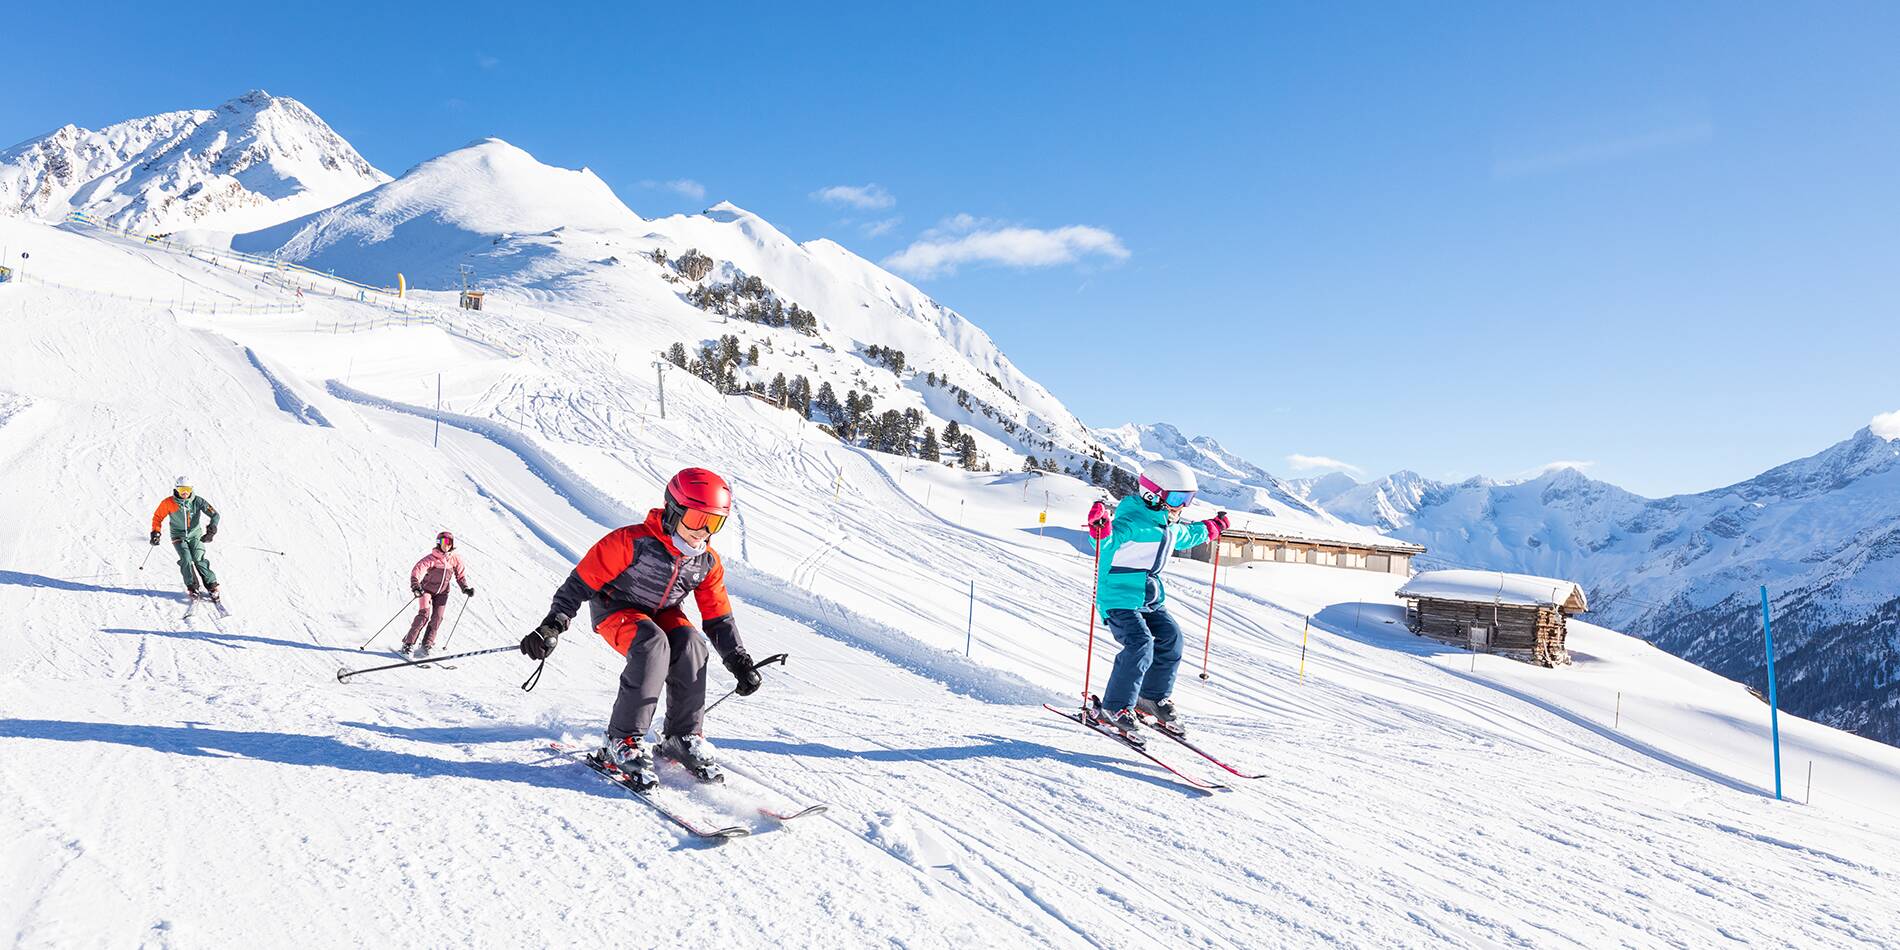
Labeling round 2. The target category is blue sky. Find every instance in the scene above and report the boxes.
[7,2,1898,496]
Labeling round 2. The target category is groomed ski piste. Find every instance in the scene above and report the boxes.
[4,214,1900,949]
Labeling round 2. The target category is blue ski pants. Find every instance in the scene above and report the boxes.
[1102,605,1184,712]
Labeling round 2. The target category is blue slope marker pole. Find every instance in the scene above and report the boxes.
[1761,585,1783,801]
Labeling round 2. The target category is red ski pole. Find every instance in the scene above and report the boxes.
[1082,536,1101,706]
[1199,531,1221,681]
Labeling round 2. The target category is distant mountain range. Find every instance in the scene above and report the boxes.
[1280,430,1900,745]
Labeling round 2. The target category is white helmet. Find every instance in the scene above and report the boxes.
[1138,460,1198,510]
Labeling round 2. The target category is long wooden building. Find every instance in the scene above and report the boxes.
[1181,523,1426,576]
[1396,570,1588,667]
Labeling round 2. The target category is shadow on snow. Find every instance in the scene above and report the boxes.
[0,718,616,798]
[0,569,184,601]
[100,627,364,655]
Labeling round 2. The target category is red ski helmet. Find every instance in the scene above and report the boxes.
[663,468,732,535]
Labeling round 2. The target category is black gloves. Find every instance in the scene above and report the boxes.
[725,651,762,696]
[461,586,476,598]
[202,526,217,543]
[521,612,566,660]
[411,584,423,596]
[149,530,161,546]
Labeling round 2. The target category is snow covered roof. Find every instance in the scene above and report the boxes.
[1208,510,1421,552]
[1397,570,1589,612]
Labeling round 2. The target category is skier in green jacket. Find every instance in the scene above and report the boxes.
[150,476,222,604]
[1086,460,1227,741]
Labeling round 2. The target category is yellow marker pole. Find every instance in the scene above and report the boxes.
[1298,616,1310,681]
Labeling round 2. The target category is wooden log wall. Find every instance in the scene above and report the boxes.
[1409,598,1570,667]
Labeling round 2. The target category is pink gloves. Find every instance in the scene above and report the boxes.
[1202,511,1230,540]
[1086,500,1114,540]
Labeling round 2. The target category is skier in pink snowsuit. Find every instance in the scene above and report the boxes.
[402,531,474,658]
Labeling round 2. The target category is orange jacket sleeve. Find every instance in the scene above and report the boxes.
[151,497,179,533]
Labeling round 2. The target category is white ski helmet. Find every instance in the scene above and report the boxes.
[1137,460,1198,510]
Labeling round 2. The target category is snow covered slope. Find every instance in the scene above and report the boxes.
[6,215,1900,947]
[1325,445,1900,747]
[235,138,1106,475]
[0,91,386,234]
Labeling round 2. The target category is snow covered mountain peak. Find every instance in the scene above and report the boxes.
[0,90,386,234]
[233,137,642,287]
[1090,422,1381,537]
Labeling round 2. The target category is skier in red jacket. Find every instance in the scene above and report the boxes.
[520,468,762,789]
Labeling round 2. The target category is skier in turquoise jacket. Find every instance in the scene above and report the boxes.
[1086,460,1228,740]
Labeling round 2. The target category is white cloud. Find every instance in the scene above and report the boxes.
[477,53,500,70]
[934,212,993,235]
[1530,460,1597,477]
[862,217,901,237]
[639,179,707,201]
[882,224,1129,278]
[812,184,895,210]
[1872,409,1900,441]
[1285,454,1365,477]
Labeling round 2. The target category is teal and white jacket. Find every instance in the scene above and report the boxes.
[1095,494,1210,620]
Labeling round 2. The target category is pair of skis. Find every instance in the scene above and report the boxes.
[182,591,230,622]
[1043,699,1266,792]
[549,742,826,840]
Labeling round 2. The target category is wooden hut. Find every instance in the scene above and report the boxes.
[459,290,485,311]
[1396,569,1588,667]
[1179,514,1425,576]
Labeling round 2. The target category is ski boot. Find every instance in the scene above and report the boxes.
[205,583,222,605]
[413,643,433,661]
[1136,697,1186,737]
[598,735,659,792]
[397,640,416,658]
[1088,697,1145,746]
[657,734,725,783]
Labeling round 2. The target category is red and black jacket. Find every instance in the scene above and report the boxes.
[547,509,742,658]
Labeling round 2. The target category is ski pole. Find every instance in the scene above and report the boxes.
[243,545,287,556]
[439,594,474,651]
[359,596,419,650]
[1082,535,1100,706]
[1199,518,1224,682]
[703,653,789,719]
[336,643,538,690]
[139,544,157,571]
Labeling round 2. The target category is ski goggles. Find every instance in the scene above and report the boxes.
[174,487,193,498]
[1158,489,1195,509]
[678,508,728,534]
